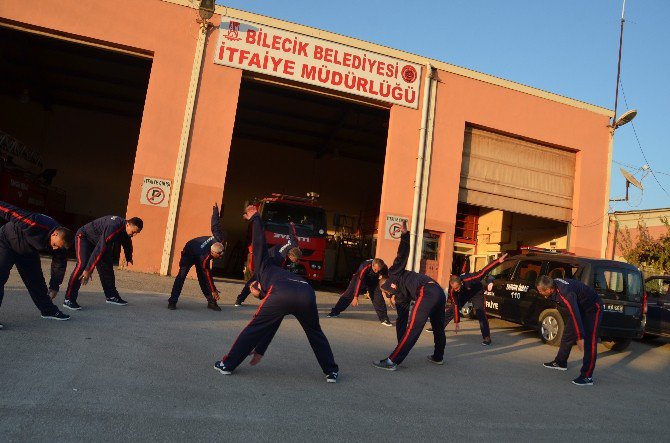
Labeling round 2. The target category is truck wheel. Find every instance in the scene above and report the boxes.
[602,338,632,352]
[539,309,564,346]
[460,303,476,319]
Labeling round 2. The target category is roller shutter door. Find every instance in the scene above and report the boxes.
[459,127,576,221]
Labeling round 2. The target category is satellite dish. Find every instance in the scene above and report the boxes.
[614,109,637,128]
[620,167,643,190]
[611,167,645,202]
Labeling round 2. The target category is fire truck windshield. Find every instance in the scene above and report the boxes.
[262,202,327,237]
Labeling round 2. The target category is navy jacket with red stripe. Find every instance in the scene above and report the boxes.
[552,278,603,340]
[448,258,502,323]
[350,259,388,297]
[0,201,68,291]
[381,231,437,303]
[250,213,309,296]
[79,216,133,273]
[180,205,227,293]
[269,222,298,268]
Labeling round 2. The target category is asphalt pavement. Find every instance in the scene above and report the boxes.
[1,263,668,442]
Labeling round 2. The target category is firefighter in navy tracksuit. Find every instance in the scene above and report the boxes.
[536,276,603,386]
[326,258,392,326]
[63,215,143,310]
[373,223,447,370]
[438,255,507,345]
[214,205,339,382]
[168,205,226,311]
[0,201,73,326]
[234,222,301,307]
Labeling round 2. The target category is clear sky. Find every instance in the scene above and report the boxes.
[217,0,670,211]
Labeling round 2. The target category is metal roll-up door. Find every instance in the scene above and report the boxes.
[459,127,576,221]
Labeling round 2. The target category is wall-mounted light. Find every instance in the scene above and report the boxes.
[198,0,215,21]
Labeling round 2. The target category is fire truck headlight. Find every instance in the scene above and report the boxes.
[310,262,322,270]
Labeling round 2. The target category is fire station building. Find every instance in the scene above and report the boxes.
[0,0,614,286]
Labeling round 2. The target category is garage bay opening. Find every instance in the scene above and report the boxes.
[452,126,573,274]
[0,26,151,231]
[218,78,390,286]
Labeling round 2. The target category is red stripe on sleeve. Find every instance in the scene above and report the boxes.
[557,289,582,340]
[353,264,371,298]
[0,205,50,230]
[87,226,125,273]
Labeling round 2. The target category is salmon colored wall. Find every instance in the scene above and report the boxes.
[425,70,611,283]
[3,1,612,280]
[2,0,206,273]
[167,32,243,275]
[376,101,422,266]
[2,1,243,274]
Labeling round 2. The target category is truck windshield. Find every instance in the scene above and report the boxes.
[262,202,327,237]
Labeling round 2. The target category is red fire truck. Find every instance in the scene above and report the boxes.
[247,193,328,283]
[0,131,66,220]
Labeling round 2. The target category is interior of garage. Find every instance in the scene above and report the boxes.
[219,77,390,282]
[0,26,151,231]
[451,126,572,275]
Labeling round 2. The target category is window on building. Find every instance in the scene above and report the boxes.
[421,232,440,261]
[454,203,478,244]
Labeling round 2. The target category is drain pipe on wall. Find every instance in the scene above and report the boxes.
[412,67,438,272]
[160,19,212,276]
[408,63,436,271]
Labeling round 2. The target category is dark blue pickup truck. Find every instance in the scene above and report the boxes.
[644,276,670,338]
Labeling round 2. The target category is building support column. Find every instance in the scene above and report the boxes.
[160,21,210,275]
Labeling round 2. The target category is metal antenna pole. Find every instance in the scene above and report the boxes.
[612,0,626,126]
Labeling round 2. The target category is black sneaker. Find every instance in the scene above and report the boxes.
[572,376,594,386]
[372,359,397,371]
[425,326,433,332]
[381,320,393,327]
[426,355,444,365]
[214,361,232,375]
[207,301,222,311]
[233,303,242,307]
[106,296,128,306]
[543,361,567,371]
[41,310,70,321]
[168,302,177,310]
[63,300,82,311]
[326,372,338,383]
[326,313,339,318]
[482,338,492,346]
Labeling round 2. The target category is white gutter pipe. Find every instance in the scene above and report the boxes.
[408,63,436,271]
[413,70,438,271]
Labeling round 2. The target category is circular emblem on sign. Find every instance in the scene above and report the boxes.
[146,187,166,205]
[388,222,402,239]
[401,65,417,83]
